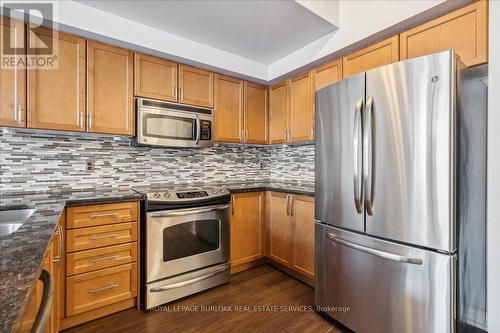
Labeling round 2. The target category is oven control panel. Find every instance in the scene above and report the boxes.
[145,188,230,202]
[176,191,208,199]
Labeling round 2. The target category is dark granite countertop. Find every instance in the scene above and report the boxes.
[0,188,142,333]
[226,181,314,197]
[132,180,315,197]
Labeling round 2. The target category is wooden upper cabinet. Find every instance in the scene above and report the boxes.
[343,36,399,78]
[269,81,288,144]
[244,82,268,144]
[178,64,214,108]
[134,53,178,102]
[214,74,243,142]
[288,71,314,142]
[28,29,86,131]
[0,17,26,128]
[314,58,342,91]
[268,192,292,267]
[87,41,134,135]
[291,195,315,279]
[400,0,488,67]
[230,192,264,267]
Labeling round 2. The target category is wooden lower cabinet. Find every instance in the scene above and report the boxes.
[66,222,138,252]
[267,192,292,267]
[291,195,315,279]
[66,263,137,316]
[60,201,140,330]
[230,192,265,271]
[19,218,63,333]
[266,192,315,279]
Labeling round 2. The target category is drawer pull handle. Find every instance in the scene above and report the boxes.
[89,254,120,263]
[89,283,118,294]
[89,233,120,241]
[89,212,119,219]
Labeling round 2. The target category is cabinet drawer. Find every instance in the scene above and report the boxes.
[66,263,137,316]
[66,202,138,229]
[66,222,137,252]
[66,242,138,276]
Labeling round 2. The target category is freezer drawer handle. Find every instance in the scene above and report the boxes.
[326,233,423,265]
[150,265,229,292]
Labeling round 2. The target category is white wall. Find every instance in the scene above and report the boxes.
[268,0,445,80]
[488,1,500,332]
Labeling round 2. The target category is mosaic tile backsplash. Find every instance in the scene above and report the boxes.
[0,128,314,194]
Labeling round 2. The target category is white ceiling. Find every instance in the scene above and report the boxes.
[75,0,338,64]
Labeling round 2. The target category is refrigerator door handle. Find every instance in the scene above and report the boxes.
[353,98,364,214]
[363,96,374,215]
[326,233,423,265]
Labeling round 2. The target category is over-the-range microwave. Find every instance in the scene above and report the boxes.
[136,98,214,148]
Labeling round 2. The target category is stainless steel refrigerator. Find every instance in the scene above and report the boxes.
[315,50,487,333]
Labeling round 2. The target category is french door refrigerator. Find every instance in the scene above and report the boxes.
[315,50,487,333]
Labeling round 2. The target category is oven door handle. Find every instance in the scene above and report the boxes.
[150,265,229,292]
[149,204,230,218]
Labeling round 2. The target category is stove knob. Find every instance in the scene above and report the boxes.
[219,189,225,193]
[212,189,218,194]
[153,192,161,198]
[164,192,171,198]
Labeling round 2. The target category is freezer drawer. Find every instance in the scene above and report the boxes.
[315,222,455,333]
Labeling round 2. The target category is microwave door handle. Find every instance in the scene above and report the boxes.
[195,115,201,145]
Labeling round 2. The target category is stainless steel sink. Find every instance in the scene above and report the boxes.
[0,222,24,235]
[0,208,36,236]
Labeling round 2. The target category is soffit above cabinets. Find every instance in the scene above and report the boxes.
[2,0,453,82]
[75,0,338,65]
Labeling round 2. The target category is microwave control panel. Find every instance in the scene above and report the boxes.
[200,120,211,140]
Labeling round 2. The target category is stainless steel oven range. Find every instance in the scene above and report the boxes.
[135,187,230,309]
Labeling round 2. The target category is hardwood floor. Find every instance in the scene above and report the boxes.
[63,264,347,333]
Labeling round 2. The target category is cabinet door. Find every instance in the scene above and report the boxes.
[400,0,487,67]
[54,216,64,330]
[342,36,399,78]
[28,28,86,131]
[230,192,264,267]
[214,74,243,142]
[18,239,56,333]
[0,17,26,127]
[291,195,315,279]
[288,71,314,142]
[87,41,134,135]
[268,192,292,267]
[134,53,177,102]
[269,81,288,144]
[178,64,214,108]
[314,58,342,91]
[244,82,268,144]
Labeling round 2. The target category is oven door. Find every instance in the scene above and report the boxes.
[137,107,213,148]
[146,204,229,283]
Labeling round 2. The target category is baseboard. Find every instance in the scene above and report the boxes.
[59,297,136,330]
[266,259,314,287]
[230,258,267,274]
